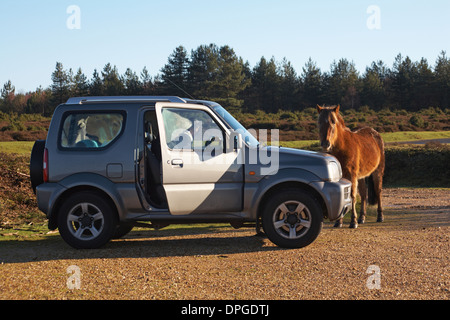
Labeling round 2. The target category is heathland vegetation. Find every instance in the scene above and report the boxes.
[0,104,449,143]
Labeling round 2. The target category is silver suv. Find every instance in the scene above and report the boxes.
[30,96,351,249]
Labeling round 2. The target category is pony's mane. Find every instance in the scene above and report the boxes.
[334,110,348,129]
[320,106,350,131]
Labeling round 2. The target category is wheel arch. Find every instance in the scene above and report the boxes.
[48,185,120,230]
[256,181,328,222]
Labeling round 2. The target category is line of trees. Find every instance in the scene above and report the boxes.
[1,44,450,116]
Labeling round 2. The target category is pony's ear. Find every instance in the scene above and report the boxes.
[316,105,323,114]
[333,105,340,114]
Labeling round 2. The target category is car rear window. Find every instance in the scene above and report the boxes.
[59,112,124,149]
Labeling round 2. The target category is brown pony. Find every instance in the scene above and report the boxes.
[317,105,385,228]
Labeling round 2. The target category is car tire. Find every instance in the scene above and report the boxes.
[57,192,118,249]
[262,188,323,249]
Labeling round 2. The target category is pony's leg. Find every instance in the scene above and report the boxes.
[372,171,384,222]
[349,178,359,228]
[357,178,367,224]
[333,217,343,228]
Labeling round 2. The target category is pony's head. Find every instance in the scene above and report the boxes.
[317,105,341,152]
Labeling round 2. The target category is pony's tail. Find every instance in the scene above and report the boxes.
[366,175,377,205]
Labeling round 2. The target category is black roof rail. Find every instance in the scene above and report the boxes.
[66,96,187,105]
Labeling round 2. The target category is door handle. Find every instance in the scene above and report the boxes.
[171,159,183,166]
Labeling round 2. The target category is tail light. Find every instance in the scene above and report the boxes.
[43,148,49,182]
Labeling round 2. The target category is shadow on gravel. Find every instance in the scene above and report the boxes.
[0,227,281,264]
[4,208,448,264]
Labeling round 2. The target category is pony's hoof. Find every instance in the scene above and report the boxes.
[333,222,343,228]
[358,217,366,224]
[349,223,358,229]
[376,217,384,223]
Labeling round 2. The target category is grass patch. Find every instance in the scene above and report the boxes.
[0,141,35,155]
[380,131,450,143]
[0,222,56,241]
[281,131,450,150]
[0,131,448,155]
[278,140,319,149]
[0,222,232,243]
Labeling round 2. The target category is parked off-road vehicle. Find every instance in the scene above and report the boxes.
[30,96,352,249]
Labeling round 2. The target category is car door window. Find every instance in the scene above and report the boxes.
[162,108,224,157]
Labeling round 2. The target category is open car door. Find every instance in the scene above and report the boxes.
[155,102,244,215]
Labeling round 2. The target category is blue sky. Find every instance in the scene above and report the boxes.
[1,0,449,92]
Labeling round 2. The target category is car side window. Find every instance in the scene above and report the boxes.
[162,108,224,153]
[60,112,124,149]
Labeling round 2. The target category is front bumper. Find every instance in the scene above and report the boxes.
[309,178,352,221]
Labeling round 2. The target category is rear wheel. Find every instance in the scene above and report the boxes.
[262,188,323,248]
[57,192,118,249]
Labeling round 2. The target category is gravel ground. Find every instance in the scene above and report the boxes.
[0,188,449,300]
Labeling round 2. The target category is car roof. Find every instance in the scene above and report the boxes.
[65,96,220,108]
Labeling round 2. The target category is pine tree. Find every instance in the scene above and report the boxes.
[390,54,417,109]
[250,57,282,112]
[140,67,154,95]
[67,68,74,95]
[160,45,190,96]
[51,62,70,105]
[326,58,360,108]
[89,69,104,96]
[102,63,124,96]
[435,51,450,108]
[361,62,385,110]
[0,80,15,112]
[301,58,323,108]
[72,68,89,97]
[123,68,142,95]
[414,58,435,109]
[212,45,250,108]
[278,58,299,110]
[188,44,220,99]
[1,80,15,100]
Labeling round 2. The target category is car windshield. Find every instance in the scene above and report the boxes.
[212,105,260,147]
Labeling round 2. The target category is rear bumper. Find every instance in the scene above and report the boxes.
[309,178,352,221]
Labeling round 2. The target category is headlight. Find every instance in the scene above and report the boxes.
[327,161,342,182]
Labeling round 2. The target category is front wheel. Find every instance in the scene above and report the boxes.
[57,192,118,249]
[262,188,323,248]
